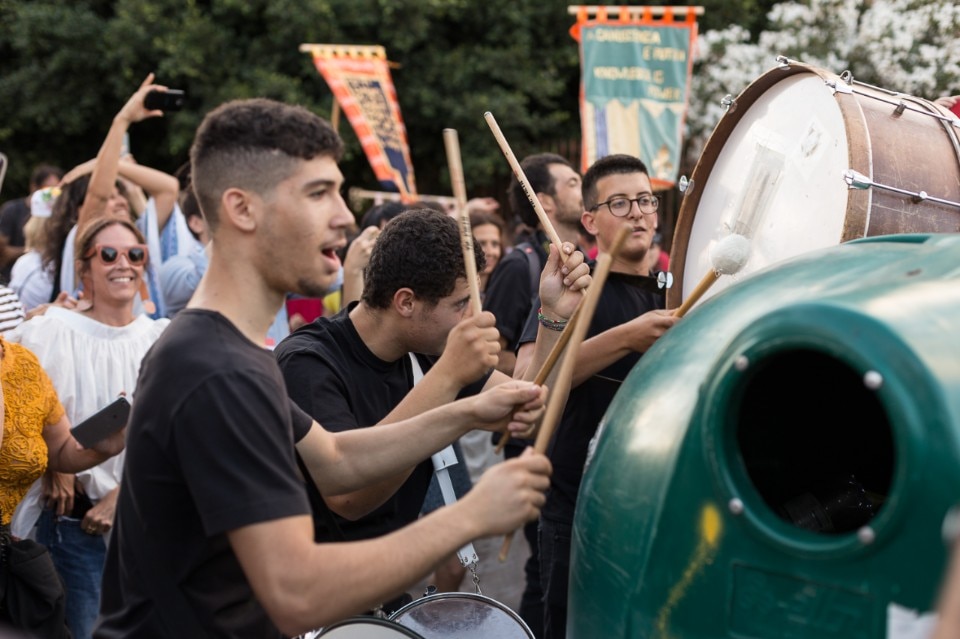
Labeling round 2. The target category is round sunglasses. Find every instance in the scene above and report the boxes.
[85,243,149,266]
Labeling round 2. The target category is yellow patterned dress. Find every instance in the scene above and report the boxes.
[0,336,65,526]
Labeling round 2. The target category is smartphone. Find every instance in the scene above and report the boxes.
[143,89,185,112]
[72,397,131,448]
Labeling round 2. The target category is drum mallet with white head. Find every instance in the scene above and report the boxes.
[673,233,750,318]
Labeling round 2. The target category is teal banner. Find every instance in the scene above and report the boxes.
[579,23,693,188]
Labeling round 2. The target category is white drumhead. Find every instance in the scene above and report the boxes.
[390,593,533,639]
[315,617,424,638]
[684,72,851,303]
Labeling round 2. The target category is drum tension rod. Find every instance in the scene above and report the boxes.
[844,170,960,209]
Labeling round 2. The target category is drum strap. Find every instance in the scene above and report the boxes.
[409,354,479,569]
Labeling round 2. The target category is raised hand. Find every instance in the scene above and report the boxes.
[539,242,591,322]
[116,73,167,124]
[433,311,501,387]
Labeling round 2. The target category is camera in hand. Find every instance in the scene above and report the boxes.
[144,89,185,112]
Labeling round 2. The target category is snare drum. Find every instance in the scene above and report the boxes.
[389,592,533,638]
[312,617,424,638]
[668,59,960,309]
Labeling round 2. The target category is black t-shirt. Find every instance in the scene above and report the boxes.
[483,231,549,352]
[519,271,665,525]
[96,310,313,639]
[275,305,488,541]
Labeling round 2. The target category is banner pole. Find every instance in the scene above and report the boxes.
[330,100,341,132]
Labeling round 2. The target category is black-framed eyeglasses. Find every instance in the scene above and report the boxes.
[590,195,660,217]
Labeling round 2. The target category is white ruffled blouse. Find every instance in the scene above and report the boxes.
[6,306,169,536]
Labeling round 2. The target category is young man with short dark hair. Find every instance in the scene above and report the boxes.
[275,209,589,611]
[516,153,680,639]
[96,99,553,638]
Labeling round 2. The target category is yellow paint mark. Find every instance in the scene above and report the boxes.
[654,504,723,639]
[701,504,721,546]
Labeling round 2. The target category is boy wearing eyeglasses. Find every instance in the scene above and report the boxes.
[515,153,680,639]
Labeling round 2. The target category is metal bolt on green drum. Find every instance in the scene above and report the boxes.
[569,234,960,638]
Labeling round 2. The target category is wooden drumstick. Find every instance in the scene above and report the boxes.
[499,225,630,562]
[484,112,565,254]
[494,303,582,455]
[443,128,483,315]
[673,233,750,318]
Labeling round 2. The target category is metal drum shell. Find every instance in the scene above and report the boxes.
[570,234,960,638]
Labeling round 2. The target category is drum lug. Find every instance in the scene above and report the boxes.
[843,169,872,190]
[894,101,906,116]
[720,95,737,112]
[657,271,674,290]
[678,175,694,194]
[840,69,855,84]
[826,79,853,95]
[775,55,792,69]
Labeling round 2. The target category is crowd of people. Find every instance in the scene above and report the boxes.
[0,72,956,639]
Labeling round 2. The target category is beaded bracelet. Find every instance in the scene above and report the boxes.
[537,307,568,331]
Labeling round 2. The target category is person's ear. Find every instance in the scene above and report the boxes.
[221,188,258,233]
[537,192,556,216]
[393,288,416,318]
[186,215,206,237]
[581,209,599,236]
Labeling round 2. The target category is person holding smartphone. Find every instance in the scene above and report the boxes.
[51,74,198,319]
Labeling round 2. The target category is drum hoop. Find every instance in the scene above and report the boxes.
[389,592,533,636]
[669,62,840,308]
[317,615,425,638]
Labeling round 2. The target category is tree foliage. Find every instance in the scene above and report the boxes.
[1,0,956,215]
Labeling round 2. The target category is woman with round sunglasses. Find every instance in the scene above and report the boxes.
[45,74,196,319]
[7,217,169,639]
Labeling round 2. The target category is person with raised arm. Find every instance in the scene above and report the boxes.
[95,99,553,638]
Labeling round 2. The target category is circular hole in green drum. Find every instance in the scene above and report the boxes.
[734,349,895,535]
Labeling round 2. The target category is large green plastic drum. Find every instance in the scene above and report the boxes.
[570,234,960,638]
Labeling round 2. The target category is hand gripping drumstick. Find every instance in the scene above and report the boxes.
[484,112,565,254]
[443,128,483,315]
[673,233,750,318]
[499,225,631,561]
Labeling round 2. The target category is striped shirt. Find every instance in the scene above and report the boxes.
[0,286,25,333]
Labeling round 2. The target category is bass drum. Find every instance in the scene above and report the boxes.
[311,617,425,638]
[668,59,960,310]
[389,592,534,639]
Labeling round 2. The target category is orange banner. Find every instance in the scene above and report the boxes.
[306,45,417,200]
